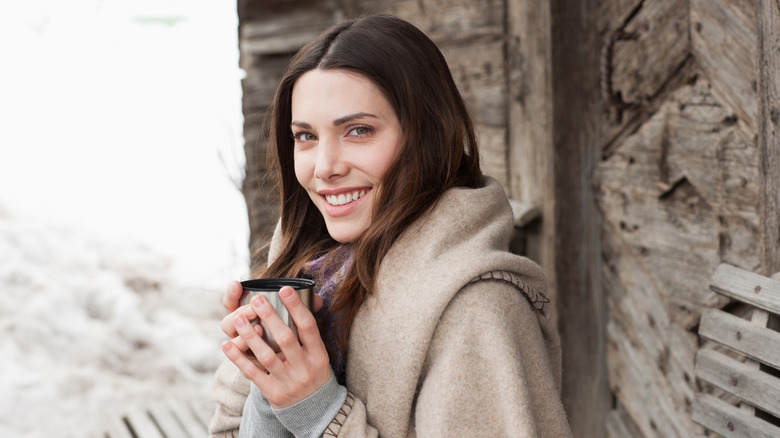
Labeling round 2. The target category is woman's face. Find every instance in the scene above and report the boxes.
[291,69,402,243]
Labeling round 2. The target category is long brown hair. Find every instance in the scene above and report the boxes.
[254,14,483,353]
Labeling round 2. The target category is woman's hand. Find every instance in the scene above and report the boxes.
[221,286,332,409]
[220,280,323,351]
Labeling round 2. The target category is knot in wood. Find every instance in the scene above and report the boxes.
[736,331,742,341]
[755,285,762,293]
[731,376,738,386]
[727,421,734,431]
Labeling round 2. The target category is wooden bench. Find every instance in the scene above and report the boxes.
[103,398,215,438]
[692,263,780,437]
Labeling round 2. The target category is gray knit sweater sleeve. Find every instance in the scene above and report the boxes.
[239,385,293,438]
[239,370,347,438]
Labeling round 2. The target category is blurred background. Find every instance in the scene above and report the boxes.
[0,1,248,435]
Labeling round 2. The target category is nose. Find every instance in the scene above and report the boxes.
[314,136,348,181]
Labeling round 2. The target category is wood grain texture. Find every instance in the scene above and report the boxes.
[691,0,757,134]
[476,125,508,187]
[698,308,780,368]
[757,0,780,275]
[123,408,164,438]
[611,0,690,104]
[551,0,610,436]
[695,348,780,418]
[596,79,760,329]
[710,263,780,314]
[505,0,555,323]
[693,393,780,438]
[603,225,703,437]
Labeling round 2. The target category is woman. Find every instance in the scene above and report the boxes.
[210,14,571,437]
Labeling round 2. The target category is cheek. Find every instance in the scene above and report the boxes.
[293,152,310,185]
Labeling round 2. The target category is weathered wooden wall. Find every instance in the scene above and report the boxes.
[593,0,777,436]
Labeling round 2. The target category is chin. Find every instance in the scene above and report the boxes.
[326,223,368,244]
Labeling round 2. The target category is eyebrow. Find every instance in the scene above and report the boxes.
[290,112,378,130]
[332,112,378,126]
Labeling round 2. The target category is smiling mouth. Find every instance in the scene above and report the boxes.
[324,190,367,206]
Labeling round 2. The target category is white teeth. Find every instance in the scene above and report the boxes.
[325,190,367,206]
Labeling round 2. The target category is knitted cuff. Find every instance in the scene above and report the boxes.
[273,371,347,438]
[239,384,293,438]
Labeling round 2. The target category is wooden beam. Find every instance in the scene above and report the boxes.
[505,0,555,307]
[693,393,780,438]
[549,0,610,436]
[698,308,780,368]
[695,348,780,418]
[757,0,780,275]
[710,263,780,315]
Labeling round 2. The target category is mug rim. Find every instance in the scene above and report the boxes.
[240,278,314,291]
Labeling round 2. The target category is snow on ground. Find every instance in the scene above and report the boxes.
[0,1,250,436]
[0,207,227,437]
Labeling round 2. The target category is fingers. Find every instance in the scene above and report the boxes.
[249,291,306,360]
[232,315,287,376]
[277,287,326,356]
[222,339,272,385]
[221,304,259,338]
[223,281,243,312]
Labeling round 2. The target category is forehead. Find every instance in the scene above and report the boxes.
[290,69,393,121]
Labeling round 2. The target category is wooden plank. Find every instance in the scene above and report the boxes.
[710,263,780,314]
[606,405,644,438]
[506,0,555,308]
[383,0,504,45]
[550,0,610,436]
[611,0,689,104]
[691,0,757,134]
[124,407,164,438]
[692,393,780,438]
[166,399,208,437]
[240,30,322,55]
[694,348,780,418]
[698,308,780,368]
[757,0,780,275]
[187,399,214,431]
[477,125,508,188]
[440,39,507,127]
[104,414,134,438]
[595,81,760,329]
[146,400,189,438]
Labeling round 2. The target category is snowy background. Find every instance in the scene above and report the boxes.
[0,1,250,436]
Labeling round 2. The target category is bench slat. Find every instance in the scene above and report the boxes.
[124,408,164,438]
[188,399,215,430]
[709,264,780,314]
[146,400,190,438]
[695,349,780,418]
[693,393,780,438]
[166,399,208,437]
[698,308,780,369]
[105,413,135,438]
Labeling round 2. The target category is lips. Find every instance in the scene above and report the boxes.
[317,187,372,218]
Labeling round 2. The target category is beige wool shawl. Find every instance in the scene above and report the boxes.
[209,178,572,437]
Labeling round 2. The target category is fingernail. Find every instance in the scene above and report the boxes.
[234,316,247,328]
[280,287,294,299]
[222,341,232,353]
[251,296,265,307]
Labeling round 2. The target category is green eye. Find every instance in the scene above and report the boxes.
[349,126,371,136]
[294,132,317,142]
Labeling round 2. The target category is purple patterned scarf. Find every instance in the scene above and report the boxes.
[300,244,353,383]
